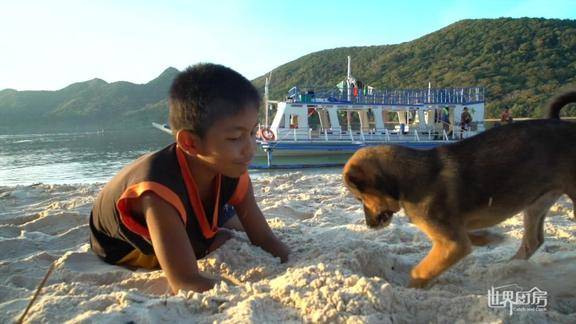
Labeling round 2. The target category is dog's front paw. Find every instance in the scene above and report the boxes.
[408,278,430,289]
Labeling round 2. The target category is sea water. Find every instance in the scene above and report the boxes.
[0,127,344,186]
[0,128,174,186]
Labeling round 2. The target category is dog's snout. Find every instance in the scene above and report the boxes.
[364,206,394,228]
[379,210,393,221]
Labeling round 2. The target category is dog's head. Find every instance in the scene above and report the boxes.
[343,147,401,229]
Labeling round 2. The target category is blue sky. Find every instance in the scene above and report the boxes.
[1,0,575,91]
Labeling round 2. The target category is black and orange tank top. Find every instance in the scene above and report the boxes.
[89,143,249,264]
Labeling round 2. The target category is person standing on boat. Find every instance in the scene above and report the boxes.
[89,63,290,294]
[500,107,513,125]
[460,107,473,138]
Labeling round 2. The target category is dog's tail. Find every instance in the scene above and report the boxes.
[547,90,576,120]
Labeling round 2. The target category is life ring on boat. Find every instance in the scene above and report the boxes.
[260,128,275,141]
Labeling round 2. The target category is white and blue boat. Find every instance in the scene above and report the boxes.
[257,56,486,167]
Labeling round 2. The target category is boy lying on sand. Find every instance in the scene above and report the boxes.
[89,63,290,293]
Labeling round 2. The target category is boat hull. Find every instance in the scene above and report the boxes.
[257,140,453,157]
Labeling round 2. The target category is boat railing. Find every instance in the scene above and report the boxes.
[275,128,310,141]
[288,86,485,106]
[274,126,462,143]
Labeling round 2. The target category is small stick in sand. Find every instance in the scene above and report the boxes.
[202,271,242,286]
[219,273,243,286]
[18,261,56,324]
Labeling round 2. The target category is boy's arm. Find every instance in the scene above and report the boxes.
[139,192,216,293]
[234,180,290,263]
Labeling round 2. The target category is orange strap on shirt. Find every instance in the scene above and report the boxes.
[176,146,221,239]
[228,172,249,206]
[116,181,187,239]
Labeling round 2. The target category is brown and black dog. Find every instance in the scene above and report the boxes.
[343,90,576,288]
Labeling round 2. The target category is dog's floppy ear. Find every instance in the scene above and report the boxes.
[374,167,400,200]
[344,165,369,191]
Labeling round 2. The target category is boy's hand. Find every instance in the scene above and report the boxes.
[183,273,218,293]
[233,180,291,263]
[263,235,290,263]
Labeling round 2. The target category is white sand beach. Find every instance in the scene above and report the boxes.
[1,171,575,323]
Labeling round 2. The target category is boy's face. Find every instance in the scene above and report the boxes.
[194,107,259,178]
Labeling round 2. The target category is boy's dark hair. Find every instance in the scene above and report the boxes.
[169,63,261,137]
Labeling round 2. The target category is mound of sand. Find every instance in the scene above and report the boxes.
[0,172,575,323]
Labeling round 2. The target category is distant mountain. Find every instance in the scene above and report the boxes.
[2,18,576,131]
[253,18,576,119]
[0,67,179,131]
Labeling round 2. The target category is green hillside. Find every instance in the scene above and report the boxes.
[254,18,576,119]
[1,18,575,131]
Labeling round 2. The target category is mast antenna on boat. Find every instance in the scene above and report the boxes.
[346,56,355,101]
[347,56,351,80]
[264,72,271,127]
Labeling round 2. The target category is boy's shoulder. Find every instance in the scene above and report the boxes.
[104,143,178,186]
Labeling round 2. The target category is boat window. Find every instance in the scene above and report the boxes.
[290,115,299,128]
[338,110,361,132]
[337,111,348,131]
[383,111,397,130]
[367,109,375,130]
[308,110,321,130]
[316,109,331,131]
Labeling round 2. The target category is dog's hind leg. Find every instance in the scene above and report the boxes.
[409,222,471,288]
[511,192,560,260]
